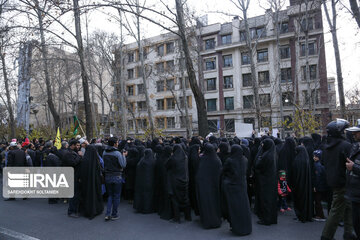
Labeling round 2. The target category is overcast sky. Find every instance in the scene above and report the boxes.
[85,0,360,95]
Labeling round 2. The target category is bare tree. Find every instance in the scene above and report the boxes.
[322,0,346,118]
[348,0,360,29]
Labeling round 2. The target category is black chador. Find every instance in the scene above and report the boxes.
[124,147,139,201]
[196,143,222,229]
[291,145,313,222]
[277,137,296,186]
[166,144,191,222]
[254,139,278,225]
[188,144,200,216]
[133,149,156,213]
[79,145,104,219]
[222,145,252,236]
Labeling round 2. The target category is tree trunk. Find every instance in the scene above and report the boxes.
[73,0,93,139]
[175,0,209,137]
[35,0,61,130]
[323,0,345,118]
[349,0,360,29]
[0,47,15,138]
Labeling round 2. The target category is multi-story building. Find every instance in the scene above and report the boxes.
[115,0,335,137]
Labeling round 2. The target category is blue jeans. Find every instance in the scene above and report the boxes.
[105,176,123,217]
[279,196,288,210]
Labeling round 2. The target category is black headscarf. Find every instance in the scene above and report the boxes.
[188,144,200,215]
[277,137,296,187]
[217,142,230,165]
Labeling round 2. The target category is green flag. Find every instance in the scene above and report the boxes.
[73,115,79,135]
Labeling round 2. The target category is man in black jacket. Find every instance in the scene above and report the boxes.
[64,140,82,217]
[345,122,360,240]
[321,119,355,240]
[7,142,27,167]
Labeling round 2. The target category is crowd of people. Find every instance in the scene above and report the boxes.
[1,119,360,239]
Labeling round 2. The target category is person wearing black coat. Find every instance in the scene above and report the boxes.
[222,145,252,236]
[166,144,191,222]
[124,147,139,202]
[254,138,277,225]
[321,120,354,240]
[345,126,360,239]
[65,140,82,217]
[157,145,173,220]
[7,145,27,167]
[134,148,156,214]
[217,142,230,165]
[291,145,313,222]
[188,144,200,216]
[196,143,222,229]
[277,137,296,187]
[79,145,104,219]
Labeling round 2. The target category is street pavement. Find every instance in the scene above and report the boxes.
[0,179,344,240]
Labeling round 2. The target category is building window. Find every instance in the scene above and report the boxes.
[302,90,319,105]
[224,76,233,89]
[302,65,317,81]
[167,117,175,128]
[166,60,174,71]
[241,52,250,65]
[137,101,147,111]
[207,99,217,112]
[240,31,246,41]
[137,84,144,94]
[280,45,291,59]
[157,44,164,56]
[281,68,292,83]
[260,94,271,108]
[180,116,192,128]
[279,22,289,34]
[244,118,255,128]
[283,115,293,130]
[206,78,216,91]
[204,58,216,70]
[127,85,134,96]
[166,79,175,91]
[223,55,233,67]
[224,97,234,110]
[301,17,314,31]
[225,119,235,132]
[128,69,134,79]
[137,119,148,129]
[128,120,134,130]
[157,99,164,110]
[261,116,272,128]
[205,38,215,50]
[128,52,135,63]
[250,27,266,39]
[221,34,232,45]
[179,96,192,109]
[300,42,316,56]
[257,49,268,63]
[127,102,134,112]
[208,119,218,132]
[282,92,293,106]
[156,62,165,73]
[258,71,270,85]
[142,48,148,60]
[166,42,174,54]
[242,73,252,87]
[156,117,165,129]
[180,77,190,89]
[243,95,253,109]
[156,80,165,92]
[166,98,175,110]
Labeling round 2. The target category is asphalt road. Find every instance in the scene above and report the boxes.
[0,178,344,240]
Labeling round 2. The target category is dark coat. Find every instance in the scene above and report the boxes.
[134,149,156,214]
[254,139,277,225]
[166,144,190,208]
[217,142,230,165]
[196,143,222,229]
[291,145,314,222]
[314,161,329,192]
[277,138,296,187]
[7,148,27,166]
[188,144,200,215]
[124,147,139,194]
[80,145,104,219]
[222,145,252,236]
[346,143,360,202]
[324,136,352,188]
